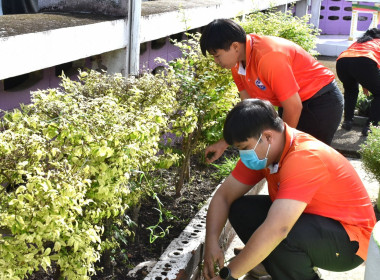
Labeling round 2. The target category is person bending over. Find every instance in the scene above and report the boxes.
[336,27,380,136]
[203,99,375,280]
[200,18,343,162]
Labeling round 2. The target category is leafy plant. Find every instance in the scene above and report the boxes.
[146,205,173,244]
[356,91,373,117]
[0,70,180,279]
[133,171,177,244]
[236,9,320,56]
[160,33,239,196]
[211,154,240,181]
[360,125,380,211]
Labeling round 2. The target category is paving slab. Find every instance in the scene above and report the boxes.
[331,125,367,159]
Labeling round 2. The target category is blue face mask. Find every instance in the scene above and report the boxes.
[239,134,270,170]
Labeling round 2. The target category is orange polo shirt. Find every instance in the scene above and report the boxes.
[231,124,376,260]
[337,38,380,68]
[231,34,335,107]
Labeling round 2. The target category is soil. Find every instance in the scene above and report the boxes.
[27,150,228,280]
[97,151,232,280]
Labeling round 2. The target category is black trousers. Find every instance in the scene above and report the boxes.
[336,57,380,126]
[278,81,343,146]
[2,0,38,14]
[228,195,363,280]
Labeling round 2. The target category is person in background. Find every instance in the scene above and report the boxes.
[336,28,380,136]
[203,98,376,280]
[200,18,343,163]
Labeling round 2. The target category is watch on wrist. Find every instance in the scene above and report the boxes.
[219,267,237,280]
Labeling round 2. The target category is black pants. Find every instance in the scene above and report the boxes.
[2,0,38,14]
[229,195,363,280]
[278,81,343,146]
[336,57,380,127]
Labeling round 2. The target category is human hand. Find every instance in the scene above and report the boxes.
[205,139,229,163]
[203,241,225,280]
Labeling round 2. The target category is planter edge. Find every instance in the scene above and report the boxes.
[144,179,266,280]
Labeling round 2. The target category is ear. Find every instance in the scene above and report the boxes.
[231,41,240,52]
[262,130,274,144]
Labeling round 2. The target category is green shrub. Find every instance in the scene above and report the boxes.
[360,125,380,211]
[0,70,179,279]
[160,33,239,195]
[236,9,320,56]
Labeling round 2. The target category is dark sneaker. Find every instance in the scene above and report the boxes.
[341,120,352,131]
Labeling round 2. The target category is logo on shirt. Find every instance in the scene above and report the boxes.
[255,78,266,90]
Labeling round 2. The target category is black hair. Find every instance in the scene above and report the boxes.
[223,99,284,145]
[200,18,246,56]
[357,28,380,43]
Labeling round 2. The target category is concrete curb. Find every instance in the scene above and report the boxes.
[144,180,266,280]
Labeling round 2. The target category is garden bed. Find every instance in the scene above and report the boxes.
[27,152,228,280]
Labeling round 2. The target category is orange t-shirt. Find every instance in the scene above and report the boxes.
[231,34,335,107]
[337,38,380,68]
[231,124,376,260]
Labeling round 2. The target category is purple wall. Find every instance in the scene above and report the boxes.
[320,0,380,35]
[0,59,90,113]
[139,33,185,73]
[0,68,59,112]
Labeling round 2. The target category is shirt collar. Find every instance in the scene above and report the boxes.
[235,34,254,74]
[268,163,279,174]
[238,62,246,75]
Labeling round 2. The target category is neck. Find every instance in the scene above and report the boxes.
[239,43,246,66]
[268,130,286,165]
[275,131,286,163]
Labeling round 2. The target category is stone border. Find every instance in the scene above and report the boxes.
[143,180,266,280]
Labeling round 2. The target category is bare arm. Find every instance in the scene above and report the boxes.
[280,93,303,128]
[239,89,250,100]
[203,174,253,280]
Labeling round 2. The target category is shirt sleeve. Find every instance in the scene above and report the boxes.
[258,52,300,103]
[231,159,265,186]
[276,148,330,203]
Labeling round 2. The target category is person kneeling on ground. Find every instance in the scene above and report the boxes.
[203,99,376,280]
